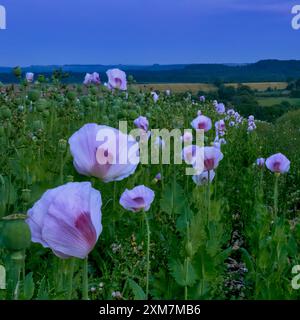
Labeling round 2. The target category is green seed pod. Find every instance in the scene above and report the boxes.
[185,242,193,258]
[77,86,83,94]
[0,107,12,120]
[90,87,98,95]
[128,110,139,120]
[36,99,49,112]
[32,120,44,132]
[28,90,40,102]
[81,96,91,108]
[42,110,50,118]
[37,75,46,83]
[127,75,134,83]
[58,139,67,153]
[0,214,31,251]
[66,175,74,183]
[102,116,109,123]
[112,105,120,113]
[21,189,31,204]
[13,66,22,78]
[66,91,76,101]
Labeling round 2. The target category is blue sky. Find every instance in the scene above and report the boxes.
[0,0,299,66]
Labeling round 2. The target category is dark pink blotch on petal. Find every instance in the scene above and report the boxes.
[198,122,205,130]
[204,159,215,171]
[75,212,97,248]
[133,197,145,207]
[115,78,122,88]
[272,161,281,172]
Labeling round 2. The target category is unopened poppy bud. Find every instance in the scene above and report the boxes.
[153,173,162,184]
[185,242,193,258]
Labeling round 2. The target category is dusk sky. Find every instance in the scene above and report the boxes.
[0,0,299,66]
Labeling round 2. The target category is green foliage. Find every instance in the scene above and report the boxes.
[0,80,299,300]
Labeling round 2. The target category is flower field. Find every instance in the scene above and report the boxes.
[0,70,300,300]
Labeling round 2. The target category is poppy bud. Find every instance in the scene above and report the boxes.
[185,242,193,258]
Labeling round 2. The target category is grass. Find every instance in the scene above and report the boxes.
[226,82,287,91]
[135,83,216,93]
[257,97,300,107]
[135,82,288,93]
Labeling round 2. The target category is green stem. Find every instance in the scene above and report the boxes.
[184,222,190,300]
[259,169,264,201]
[60,152,64,184]
[144,212,151,299]
[7,251,24,300]
[112,181,118,213]
[274,174,279,219]
[82,257,89,300]
[207,171,211,226]
[67,258,75,300]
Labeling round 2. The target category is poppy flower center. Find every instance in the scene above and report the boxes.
[115,77,122,88]
[132,197,145,211]
[273,161,281,172]
[197,122,206,130]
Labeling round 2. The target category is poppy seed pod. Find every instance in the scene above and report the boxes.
[36,99,49,112]
[66,175,74,182]
[32,120,44,132]
[66,91,76,101]
[13,66,22,78]
[58,139,67,153]
[0,107,12,120]
[21,189,31,204]
[0,214,31,251]
[28,90,40,102]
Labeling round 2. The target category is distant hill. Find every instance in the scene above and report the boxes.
[1,60,300,84]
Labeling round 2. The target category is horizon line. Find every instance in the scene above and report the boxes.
[1,59,300,69]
